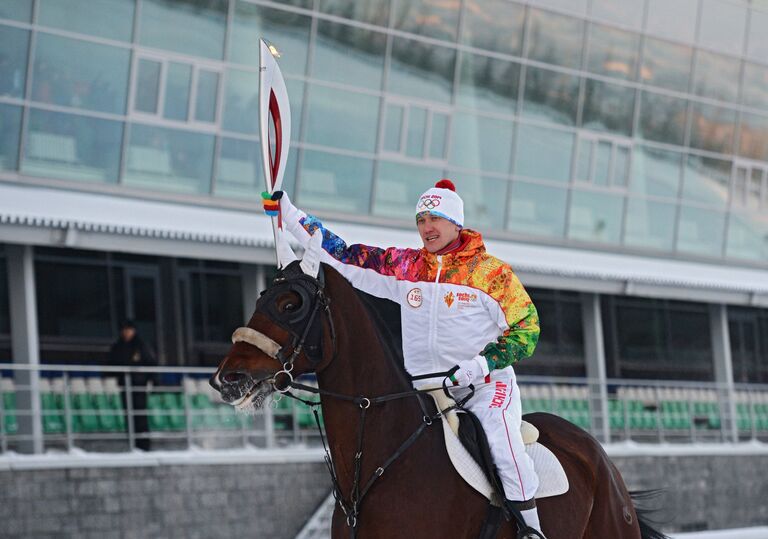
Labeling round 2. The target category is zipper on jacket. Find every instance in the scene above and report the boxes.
[430,256,443,372]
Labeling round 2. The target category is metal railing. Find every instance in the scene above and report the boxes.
[2,364,768,454]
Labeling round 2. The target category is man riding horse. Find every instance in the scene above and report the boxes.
[264,179,545,538]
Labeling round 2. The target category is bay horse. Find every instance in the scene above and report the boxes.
[210,260,668,539]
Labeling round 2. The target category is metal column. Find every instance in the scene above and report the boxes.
[581,293,610,443]
[7,244,43,453]
[710,304,738,443]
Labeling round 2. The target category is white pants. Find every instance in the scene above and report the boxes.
[453,368,539,502]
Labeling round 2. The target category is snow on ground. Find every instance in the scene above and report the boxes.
[671,527,768,538]
[603,439,768,457]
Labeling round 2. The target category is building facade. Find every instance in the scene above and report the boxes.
[1,0,768,392]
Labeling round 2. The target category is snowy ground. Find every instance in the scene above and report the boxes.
[672,528,768,538]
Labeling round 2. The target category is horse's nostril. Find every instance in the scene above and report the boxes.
[222,371,248,385]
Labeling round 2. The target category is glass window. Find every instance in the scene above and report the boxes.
[456,52,520,114]
[200,273,244,343]
[223,72,303,138]
[742,62,768,111]
[306,84,379,153]
[460,0,525,56]
[135,59,161,114]
[507,181,568,238]
[392,0,459,42]
[0,25,29,99]
[646,0,698,42]
[586,23,639,81]
[318,0,390,26]
[527,0,587,16]
[521,66,579,126]
[698,0,746,56]
[229,1,310,75]
[681,155,730,208]
[140,0,227,60]
[624,197,676,251]
[314,20,386,91]
[514,123,574,183]
[581,79,635,136]
[0,104,22,171]
[388,37,455,104]
[0,0,32,21]
[449,112,513,174]
[38,0,134,42]
[568,190,624,244]
[640,37,692,93]
[32,33,130,114]
[406,106,427,158]
[0,255,8,335]
[747,8,768,62]
[692,50,740,102]
[124,124,214,194]
[215,136,262,200]
[590,0,644,29]
[637,91,688,146]
[298,150,373,214]
[689,103,736,154]
[738,112,768,162]
[526,8,584,69]
[383,104,404,152]
[22,108,123,183]
[195,70,219,123]
[676,205,726,257]
[36,261,112,338]
[429,112,448,160]
[443,172,507,230]
[164,63,192,121]
[373,161,443,220]
[726,213,768,262]
[631,145,682,199]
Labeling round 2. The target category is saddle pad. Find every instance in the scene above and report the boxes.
[426,389,569,502]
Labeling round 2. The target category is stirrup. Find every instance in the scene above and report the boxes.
[517,526,546,539]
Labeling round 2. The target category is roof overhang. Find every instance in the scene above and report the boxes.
[1,182,768,306]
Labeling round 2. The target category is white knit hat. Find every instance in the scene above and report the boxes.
[415,179,464,227]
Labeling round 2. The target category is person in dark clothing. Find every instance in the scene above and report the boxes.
[109,319,157,451]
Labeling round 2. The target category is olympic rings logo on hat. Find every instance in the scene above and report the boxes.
[418,198,441,209]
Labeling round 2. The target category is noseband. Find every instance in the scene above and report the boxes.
[231,262,336,390]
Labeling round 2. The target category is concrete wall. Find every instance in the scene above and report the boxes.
[0,452,766,537]
[0,458,331,539]
[613,453,768,533]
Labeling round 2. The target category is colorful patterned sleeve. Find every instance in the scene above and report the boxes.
[299,214,420,278]
[480,267,540,371]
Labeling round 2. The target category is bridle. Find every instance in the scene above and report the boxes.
[227,261,472,538]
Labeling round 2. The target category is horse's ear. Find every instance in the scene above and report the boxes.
[300,230,323,278]
[276,229,298,269]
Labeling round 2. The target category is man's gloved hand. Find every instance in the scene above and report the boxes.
[449,356,488,388]
[261,190,284,216]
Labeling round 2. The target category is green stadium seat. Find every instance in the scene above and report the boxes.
[41,378,65,434]
[70,378,99,433]
[104,378,126,432]
[148,393,171,431]
[161,392,186,431]
[1,378,18,435]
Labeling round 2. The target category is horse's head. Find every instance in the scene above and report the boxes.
[209,233,333,409]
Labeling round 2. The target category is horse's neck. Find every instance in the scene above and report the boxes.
[316,279,426,491]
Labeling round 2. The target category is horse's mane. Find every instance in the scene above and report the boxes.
[353,288,408,376]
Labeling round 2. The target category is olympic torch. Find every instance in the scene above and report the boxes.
[259,39,293,268]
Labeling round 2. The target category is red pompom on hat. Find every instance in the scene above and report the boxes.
[435,178,456,191]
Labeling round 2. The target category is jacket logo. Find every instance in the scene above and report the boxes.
[443,291,455,308]
[407,288,422,308]
[457,292,478,309]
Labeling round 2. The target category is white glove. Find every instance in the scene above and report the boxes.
[449,356,489,388]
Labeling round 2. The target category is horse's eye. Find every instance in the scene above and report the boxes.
[277,294,301,313]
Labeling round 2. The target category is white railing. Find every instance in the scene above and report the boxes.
[2,364,768,454]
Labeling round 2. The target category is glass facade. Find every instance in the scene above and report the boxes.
[1,0,768,267]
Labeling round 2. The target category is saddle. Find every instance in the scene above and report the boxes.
[425,387,569,505]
